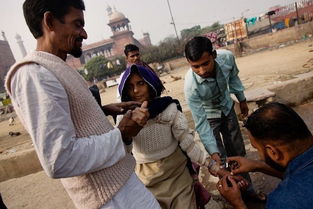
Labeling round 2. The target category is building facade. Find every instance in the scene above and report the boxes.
[67,6,152,69]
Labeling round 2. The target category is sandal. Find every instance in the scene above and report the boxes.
[9,132,21,137]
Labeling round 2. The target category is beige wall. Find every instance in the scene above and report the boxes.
[243,22,313,50]
[226,21,313,55]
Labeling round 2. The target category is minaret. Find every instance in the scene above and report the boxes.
[106,5,112,16]
[15,33,27,57]
[2,31,7,41]
[107,7,135,55]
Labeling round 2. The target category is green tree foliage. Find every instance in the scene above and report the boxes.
[112,56,127,75]
[201,21,223,34]
[180,25,202,41]
[83,56,126,81]
[140,22,223,64]
[141,36,182,63]
[141,45,160,63]
[180,22,223,41]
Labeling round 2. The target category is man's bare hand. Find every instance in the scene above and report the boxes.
[217,175,247,209]
[131,101,149,126]
[227,156,258,175]
[227,156,283,178]
[239,100,249,118]
[117,101,149,143]
[117,111,141,144]
[211,152,221,166]
[102,101,141,116]
[215,168,249,191]
[231,175,249,191]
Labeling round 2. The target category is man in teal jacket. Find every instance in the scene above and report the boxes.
[184,36,264,201]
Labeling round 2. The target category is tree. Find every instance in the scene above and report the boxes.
[138,22,224,65]
[181,25,202,41]
[141,36,183,64]
[141,45,160,64]
[83,56,126,81]
[112,56,127,75]
[201,22,223,33]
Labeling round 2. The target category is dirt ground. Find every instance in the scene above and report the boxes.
[0,39,313,209]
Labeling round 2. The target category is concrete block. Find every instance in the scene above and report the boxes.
[0,148,42,182]
[232,88,275,116]
[268,71,313,105]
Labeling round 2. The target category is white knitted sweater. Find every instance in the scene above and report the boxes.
[133,103,214,167]
[5,51,135,209]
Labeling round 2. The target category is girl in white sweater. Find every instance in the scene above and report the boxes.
[118,64,242,209]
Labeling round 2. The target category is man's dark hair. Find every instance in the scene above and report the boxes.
[184,36,213,61]
[244,102,312,143]
[124,44,139,56]
[23,0,85,38]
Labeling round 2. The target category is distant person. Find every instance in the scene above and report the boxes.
[123,44,166,75]
[124,44,140,66]
[218,102,313,209]
[124,44,151,68]
[5,0,160,208]
[184,36,264,201]
[118,64,248,209]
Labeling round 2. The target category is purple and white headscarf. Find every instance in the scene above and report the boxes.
[118,64,165,102]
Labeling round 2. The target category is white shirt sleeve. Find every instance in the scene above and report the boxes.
[10,64,126,178]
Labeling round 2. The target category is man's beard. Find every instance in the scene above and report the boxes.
[70,47,82,58]
[264,151,286,173]
[70,38,83,58]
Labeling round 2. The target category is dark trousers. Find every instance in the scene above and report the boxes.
[207,107,246,160]
[208,107,254,192]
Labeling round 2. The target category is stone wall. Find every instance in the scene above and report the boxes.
[244,22,313,49]
[227,21,313,55]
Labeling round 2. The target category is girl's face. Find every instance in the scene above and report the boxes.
[126,73,151,103]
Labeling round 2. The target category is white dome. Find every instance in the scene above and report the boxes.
[109,11,126,22]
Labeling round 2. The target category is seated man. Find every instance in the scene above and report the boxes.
[217,102,313,209]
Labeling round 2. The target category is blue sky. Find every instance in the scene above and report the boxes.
[0,0,296,60]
